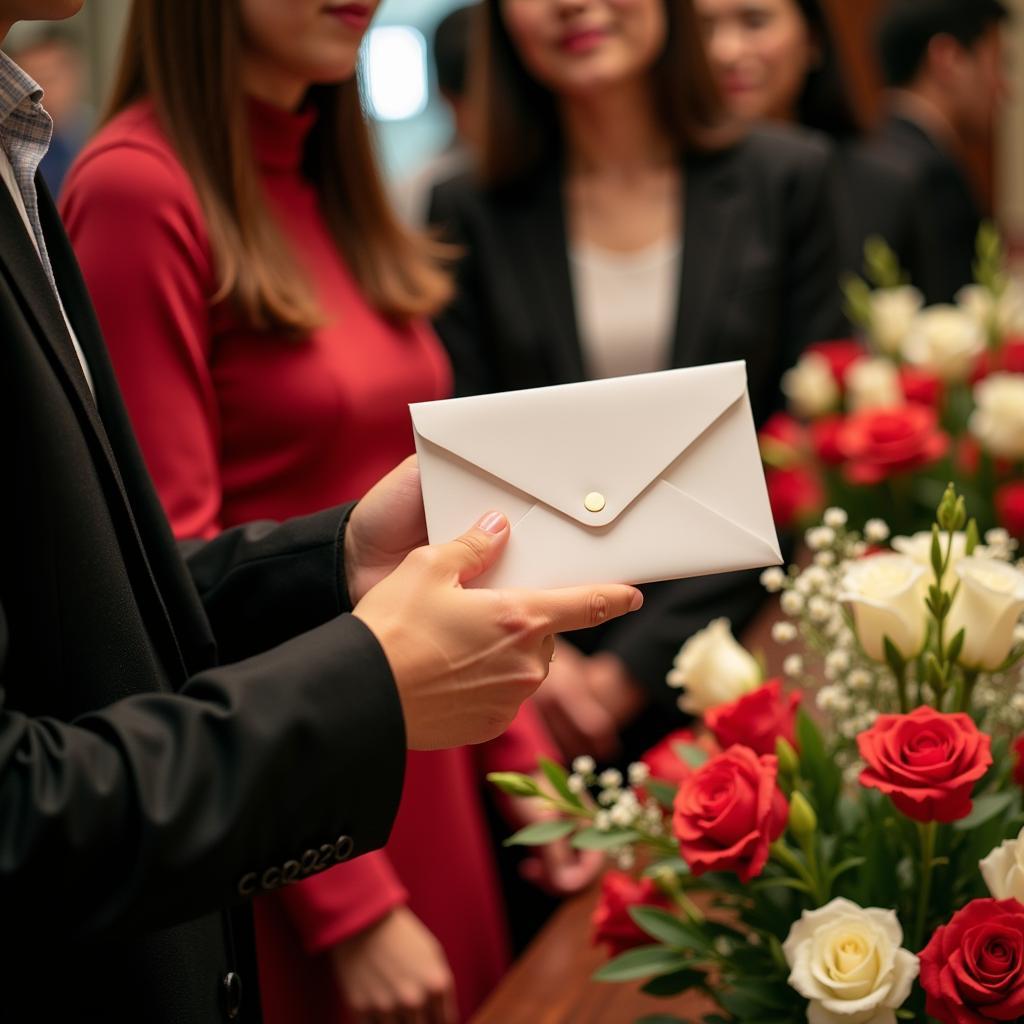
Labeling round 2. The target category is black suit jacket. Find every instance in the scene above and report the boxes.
[428,124,841,722]
[864,114,982,304]
[0,179,406,1021]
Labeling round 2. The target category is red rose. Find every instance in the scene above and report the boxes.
[857,706,992,822]
[836,404,949,485]
[591,871,673,956]
[1013,735,1024,789]
[899,365,943,406]
[765,465,824,529]
[672,746,788,882]
[641,728,698,788]
[759,412,807,468]
[996,482,1024,539]
[920,899,1024,1024]
[973,338,1024,381]
[807,339,867,388]
[810,415,846,466]
[705,679,801,757]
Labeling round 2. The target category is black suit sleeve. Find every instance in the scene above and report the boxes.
[428,180,499,397]
[0,598,406,941]
[180,504,355,664]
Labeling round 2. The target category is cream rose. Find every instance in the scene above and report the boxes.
[666,617,760,714]
[901,305,985,381]
[980,826,1024,903]
[946,556,1024,670]
[846,358,904,411]
[957,280,1024,337]
[970,373,1024,461]
[782,352,840,418]
[783,898,919,1024]
[891,530,971,570]
[839,555,928,662]
[868,285,923,356]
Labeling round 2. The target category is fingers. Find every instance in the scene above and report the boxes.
[529,584,643,635]
[432,511,510,584]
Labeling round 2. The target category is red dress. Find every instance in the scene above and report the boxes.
[61,98,555,1022]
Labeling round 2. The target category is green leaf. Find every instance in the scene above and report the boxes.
[640,968,706,997]
[629,906,710,951]
[965,518,980,555]
[571,827,640,850]
[644,857,691,879]
[947,628,966,666]
[503,819,575,846]
[592,945,689,982]
[931,524,944,580]
[674,742,710,770]
[749,876,812,895]
[953,792,1015,831]
[538,756,583,808]
[883,636,906,677]
[828,856,867,885]
[644,778,680,809]
[487,772,542,798]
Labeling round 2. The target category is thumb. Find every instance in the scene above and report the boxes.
[435,511,509,584]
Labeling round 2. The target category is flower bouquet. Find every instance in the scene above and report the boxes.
[761,227,1024,538]
[489,486,1024,1023]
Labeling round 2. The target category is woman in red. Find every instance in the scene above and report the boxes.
[61,2,598,1021]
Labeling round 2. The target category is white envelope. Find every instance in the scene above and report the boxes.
[410,361,782,590]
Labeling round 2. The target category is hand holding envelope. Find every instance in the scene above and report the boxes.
[410,361,782,591]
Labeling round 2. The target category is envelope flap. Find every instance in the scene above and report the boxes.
[409,362,748,527]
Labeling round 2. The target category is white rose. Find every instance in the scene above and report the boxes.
[783,897,919,1024]
[891,530,970,570]
[957,279,1024,336]
[947,557,1024,670]
[970,373,1024,460]
[980,826,1024,903]
[846,357,904,411]
[782,352,839,418]
[868,286,923,355]
[666,617,760,713]
[839,555,928,662]
[901,305,985,381]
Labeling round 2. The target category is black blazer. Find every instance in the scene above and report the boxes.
[428,124,842,715]
[0,179,405,1021]
[864,114,982,304]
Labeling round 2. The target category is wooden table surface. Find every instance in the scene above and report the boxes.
[470,881,717,1024]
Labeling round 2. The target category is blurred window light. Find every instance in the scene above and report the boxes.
[364,26,429,121]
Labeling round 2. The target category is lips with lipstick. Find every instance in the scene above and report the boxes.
[324,2,373,31]
[559,25,608,54]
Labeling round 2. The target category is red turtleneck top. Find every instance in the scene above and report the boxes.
[61,97,554,1022]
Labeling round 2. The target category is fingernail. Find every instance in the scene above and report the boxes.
[629,590,644,611]
[477,511,507,534]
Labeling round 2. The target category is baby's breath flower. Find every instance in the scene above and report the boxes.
[784,654,804,678]
[567,773,586,795]
[598,788,621,807]
[610,802,638,828]
[628,762,650,786]
[760,567,786,593]
[824,507,848,529]
[772,621,798,643]
[814,550,836,567]
[599,769,623,789]
[781,590,805,616]
[864,519,890,543]
[850,541,868,557]
[808,596,832,623]
[616,848,636,871]
[806,526,836,550]
[595,811,612,831]
[572,756,595,776]
[826,649,851,675]
[847,668,873,692]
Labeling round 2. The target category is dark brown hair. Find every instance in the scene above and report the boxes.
[475,0,732,187]
[105,0,452,333]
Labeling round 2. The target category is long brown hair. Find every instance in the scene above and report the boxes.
[475,0,732,187]
[105,0,452,333]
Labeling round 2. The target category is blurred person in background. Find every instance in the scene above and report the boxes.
[694,0,923,281]
[6,24,89,194]
[870,0,1010,302]
[393,3,480,225]
[429,0,843,769]
[61,1,601,1021]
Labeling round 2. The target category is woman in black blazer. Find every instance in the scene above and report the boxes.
[429,0,845,763]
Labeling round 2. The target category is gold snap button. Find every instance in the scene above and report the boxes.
[584,492,606,513]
